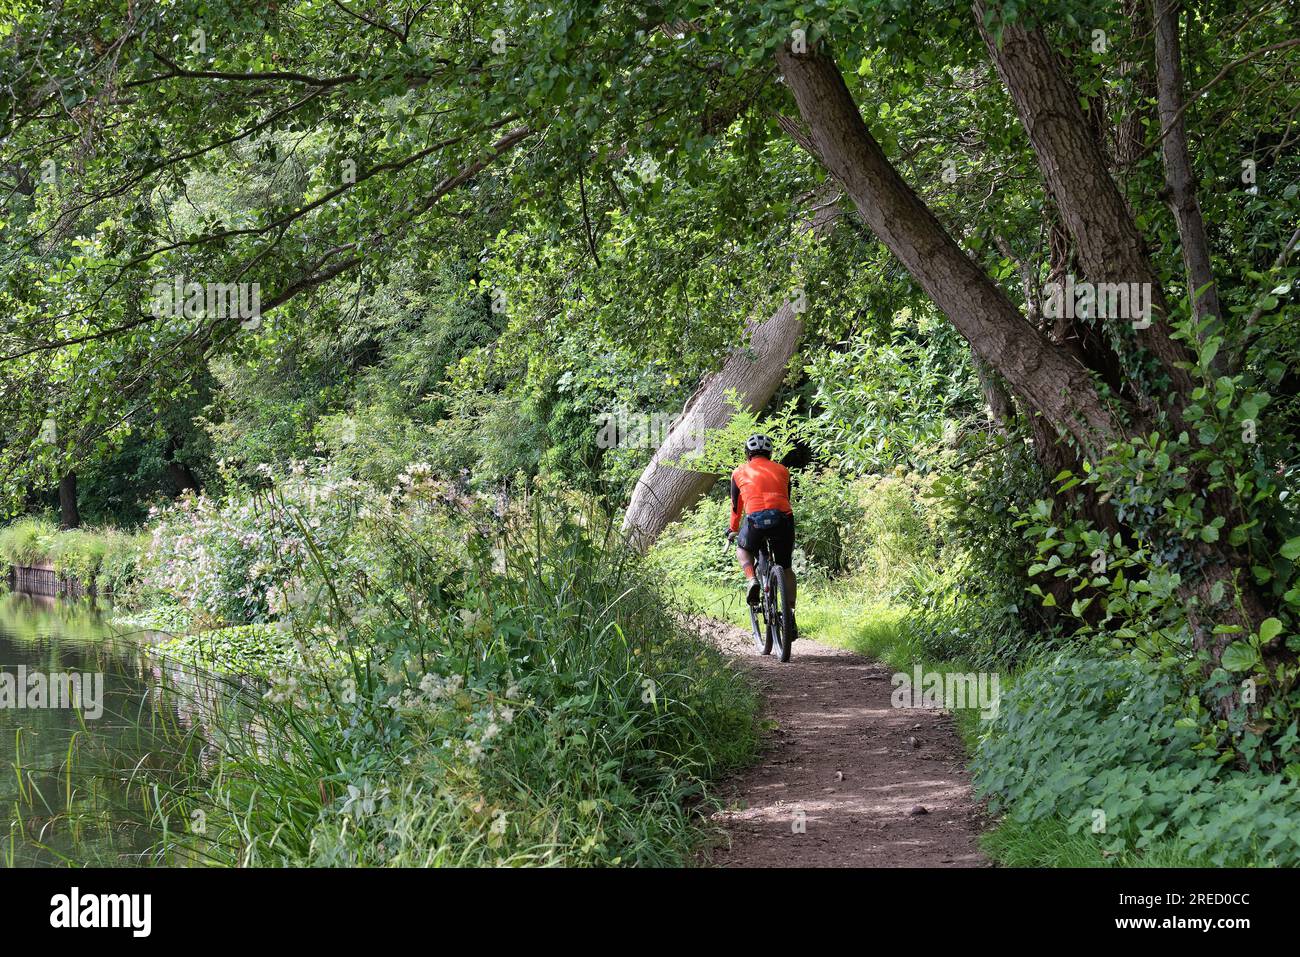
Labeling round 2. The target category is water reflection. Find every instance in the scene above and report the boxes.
[0,591,256,866]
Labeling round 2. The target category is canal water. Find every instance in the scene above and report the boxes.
[0,590,240,866]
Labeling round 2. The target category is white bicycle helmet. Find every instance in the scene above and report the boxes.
[745,433,774,455]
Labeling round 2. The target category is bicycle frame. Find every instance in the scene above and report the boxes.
[742,535,791,662]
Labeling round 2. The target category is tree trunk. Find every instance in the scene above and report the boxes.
[620,188,842,549]
[621,298,808,550]
[777,34,1276,719]
[1116,0,1155,169]
[774,42,1126,459]
[1153,0,1222,339]
[975,6,1278,715]
[59,472,80,529]
[974,3,1194,410]
[972,356,1015,432]
[164,435,202,495]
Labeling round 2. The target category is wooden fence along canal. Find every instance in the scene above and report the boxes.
[7,563,91,597]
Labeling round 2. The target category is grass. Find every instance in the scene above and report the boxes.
[141,500,764,867]
[0,515,56,566]
[2,490,766,868]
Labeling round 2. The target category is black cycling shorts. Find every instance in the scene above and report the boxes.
[736,509,795,568]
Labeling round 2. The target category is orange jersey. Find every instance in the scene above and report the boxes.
[729,457,792,533]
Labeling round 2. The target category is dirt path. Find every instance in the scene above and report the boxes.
[698,616,989,867]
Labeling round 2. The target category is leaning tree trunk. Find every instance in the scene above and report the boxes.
[621,299,807,550]
[59,471,80,529]
[618,187,842,548]
[621,191,842,550]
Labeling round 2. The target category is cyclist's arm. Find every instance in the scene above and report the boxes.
[729,475,742,534]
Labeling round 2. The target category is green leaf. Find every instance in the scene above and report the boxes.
[1258,618,1283,643]
[1220,641,1259,673]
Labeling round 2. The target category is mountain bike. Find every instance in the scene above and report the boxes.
[733,533,795,663]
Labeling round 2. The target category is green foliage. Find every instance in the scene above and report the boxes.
[153,623,310,679]
[842,472,942,595]
[46,528,109,584]
[0,517,144,596]
[0,515,57,567]
[141,463,398,626]
[112,602,195,636]
[974,654,1300,866]
[668,390,800,476]
[980,814,1249,869]
[421,388,544,484]
[804,311,983,474]
[911,438,1055,668]
[156,495,760,866]
[1,0,1296,871]
[650,493,736,587]
[788,469,863,575]
[1015,318,1300,768]
[93,529,148,596]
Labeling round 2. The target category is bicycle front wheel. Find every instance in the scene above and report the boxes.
[749,601,770,655]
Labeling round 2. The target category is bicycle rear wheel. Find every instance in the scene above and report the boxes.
[769,565,793,662]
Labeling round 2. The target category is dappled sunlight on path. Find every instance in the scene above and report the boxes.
[698,617,988,868]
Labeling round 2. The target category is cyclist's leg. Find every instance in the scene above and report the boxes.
[735,542,756,577]
[735,520,762,605]
[772,515,797,610]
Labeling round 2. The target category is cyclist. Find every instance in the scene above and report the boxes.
[727,434,796,629]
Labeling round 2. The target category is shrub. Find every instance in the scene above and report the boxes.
[888,438,1053,669]
[112,602,195,635]
[973,653,1300,866]
[95,529,147,595]
[47,528,109,583]
[1008,329,1300,767]
[0,517,144,596]
[789,468,861,575]
[898,568,1055,671]
[843,471,942,595]
[142,465,377,626]
[649,491,735,586]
